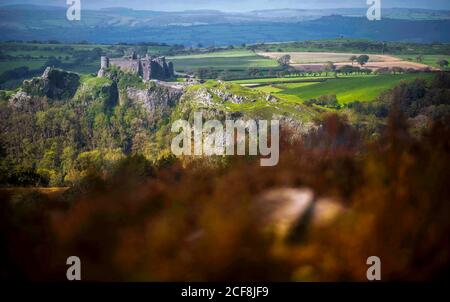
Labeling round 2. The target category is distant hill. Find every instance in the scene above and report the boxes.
[0,5,450,45]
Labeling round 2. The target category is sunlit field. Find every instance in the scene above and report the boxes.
[252,73,435,104]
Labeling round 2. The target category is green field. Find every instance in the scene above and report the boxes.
[168,50,278,72]
[231,76,337,85]
[230,74,376,86]
[167,50,251,59]
[0,44,279,81]
[396,55,450,69]
[258,39,450,55]
[0,60,48,74]
[0,42,175,76]
[253,73,434,104]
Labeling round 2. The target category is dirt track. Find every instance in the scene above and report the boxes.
[258,52,439,71]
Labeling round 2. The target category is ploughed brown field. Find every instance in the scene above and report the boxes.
[258,52,438,71]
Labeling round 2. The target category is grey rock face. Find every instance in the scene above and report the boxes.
[210,88,249,104]
[274,115,319,138]
[97,68,107,78]
[9,91,31,108]
[126,82,184,124]
[266,94,278,103]
[102,81,119,108]
[22,67,80,100]
[9,91,47,112]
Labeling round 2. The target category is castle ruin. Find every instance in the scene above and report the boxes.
[98,52,175,81]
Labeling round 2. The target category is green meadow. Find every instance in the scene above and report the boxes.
[167,50,251,59]
[168,50,278,72]
[0,60,48,74]
[231,76,333,85]
[396,55,450,69]
[253,73,435,104]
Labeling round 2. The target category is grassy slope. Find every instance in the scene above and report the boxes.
[255,73,434,104]
[231,76,341,85]
[175,80,318,123]
[230,74,383,85]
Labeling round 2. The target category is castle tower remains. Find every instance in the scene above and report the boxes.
[98,56,110,77]
[100,56,110,69]
[98,54,175,80]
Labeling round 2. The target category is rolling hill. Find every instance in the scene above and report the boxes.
[1,5,450,45]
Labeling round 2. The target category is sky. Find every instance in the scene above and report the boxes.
[2,0,450,12]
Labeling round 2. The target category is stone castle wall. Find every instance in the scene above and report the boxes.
[98,54,174,81]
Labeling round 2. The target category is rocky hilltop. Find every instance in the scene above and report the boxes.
[22,67,80,100]
[7,67,319,132]
[1,66,321,187]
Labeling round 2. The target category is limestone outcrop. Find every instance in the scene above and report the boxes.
[126,82,185,124]
[22,67,80,100]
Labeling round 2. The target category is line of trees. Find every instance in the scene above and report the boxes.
[437,59,449,69]
[349,55,370,67]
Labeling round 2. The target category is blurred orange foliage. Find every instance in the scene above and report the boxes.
[1,111,449,281]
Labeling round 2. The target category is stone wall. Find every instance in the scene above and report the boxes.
[98,55,175,81]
